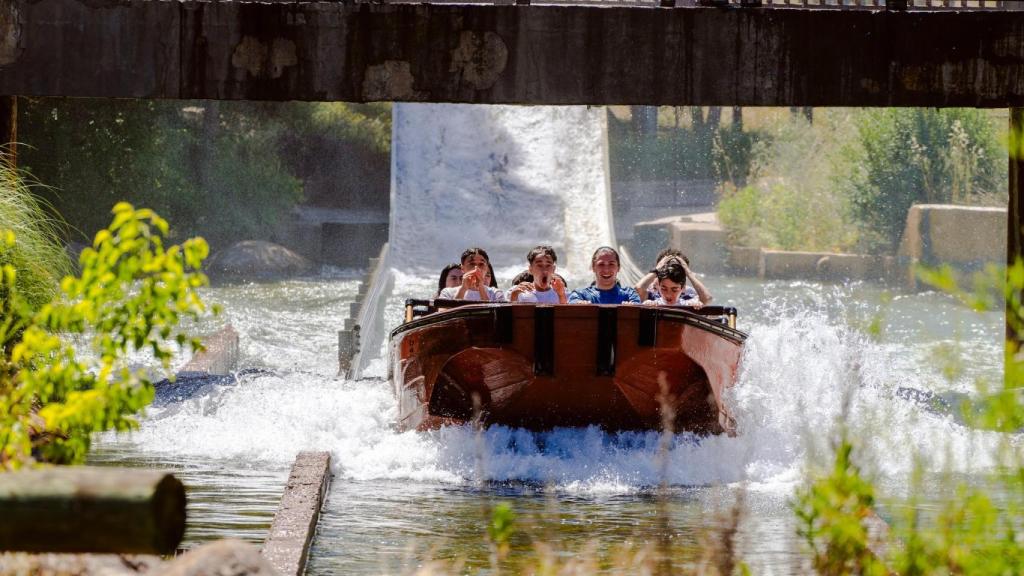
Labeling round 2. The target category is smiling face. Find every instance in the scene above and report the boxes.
[529,254,556,289]
[658,277,684,305]
[445,268,463,288]
[592,251,620,290]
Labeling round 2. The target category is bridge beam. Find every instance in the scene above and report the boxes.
[1,1,1023,106]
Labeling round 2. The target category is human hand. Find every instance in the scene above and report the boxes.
[509,282,533,300]
[462,268,481,289]
[551,276,566,295]
[642,300,657,306]
[686,300,704,310]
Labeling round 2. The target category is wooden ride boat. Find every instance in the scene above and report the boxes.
[389,300,747,435]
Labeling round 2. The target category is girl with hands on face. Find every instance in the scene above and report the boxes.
[509,246,567,304]
[437,247,506,302]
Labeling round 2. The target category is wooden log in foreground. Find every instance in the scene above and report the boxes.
[261,452,331,576]
[0,467,185,555]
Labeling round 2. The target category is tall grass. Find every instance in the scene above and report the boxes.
[0,152,70,313]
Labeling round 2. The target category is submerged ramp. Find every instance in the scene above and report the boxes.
[347,104,626,377]
[388,104,616,274]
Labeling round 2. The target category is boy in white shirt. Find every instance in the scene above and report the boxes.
[438,247,506,302]
[643,261,703,308]
[508,245,567,304]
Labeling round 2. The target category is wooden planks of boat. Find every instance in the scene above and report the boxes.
[389,300,747,435]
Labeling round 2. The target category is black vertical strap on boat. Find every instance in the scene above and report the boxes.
[638,307,657,347]
[596,307,617,376]
[534,307,555,375]
[494,306,514,344]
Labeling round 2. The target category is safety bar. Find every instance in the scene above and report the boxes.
[403,299,738,328]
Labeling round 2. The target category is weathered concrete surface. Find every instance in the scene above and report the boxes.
[760,249,893,281]
[899,204,1007,265]
[180,325,239,377]
[2,2,1024,106]
[261,452,331,576]
[631,213,727,272]
[726,246,760,275]
[668,214,728,274]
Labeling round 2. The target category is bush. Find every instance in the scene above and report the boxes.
[841,108,1006,252]
[717,110,860,252]
[1,203,212,469]
[794,261,1024,574]
[0,156,70,313]
[18,99,391,252]
[608,107,761,184]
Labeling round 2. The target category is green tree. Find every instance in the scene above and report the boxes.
[842,108,1005,252]
[18,98,303,251]
[1,202,212,470]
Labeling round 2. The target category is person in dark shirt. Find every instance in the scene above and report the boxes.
[568,246,641,304]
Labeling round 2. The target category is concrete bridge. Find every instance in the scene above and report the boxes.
[1,0,1023,106]
[2,0,1024,265]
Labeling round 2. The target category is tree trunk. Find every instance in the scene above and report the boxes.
[1008,108,1024,351]
[0,96,16,166]
[731,106,743,131]
[0,467,185,555]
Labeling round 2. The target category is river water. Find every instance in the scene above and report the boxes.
[90,267,1005,574]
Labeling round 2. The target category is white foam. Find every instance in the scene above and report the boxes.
[102,290,1005,496]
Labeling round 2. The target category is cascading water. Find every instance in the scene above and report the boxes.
[388,104,615,275]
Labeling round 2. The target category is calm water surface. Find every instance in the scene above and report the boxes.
[92,271,1005,574]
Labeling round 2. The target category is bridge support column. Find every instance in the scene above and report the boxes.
[1008,108,1024,352]
[0,96,15,165]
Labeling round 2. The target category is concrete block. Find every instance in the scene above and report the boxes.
[726,246,761,275]
[899,204,1006,266]
[668,220,727,274]
[181,326,239,377]
[630,217,678,267]
[761,250,891,281]
[262,452,331,576]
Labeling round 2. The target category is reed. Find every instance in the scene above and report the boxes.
[0,152,70,315]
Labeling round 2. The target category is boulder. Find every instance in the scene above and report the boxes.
[206,241,313,283]
[159,540,278,576]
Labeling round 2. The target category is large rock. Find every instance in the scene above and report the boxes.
[206,241,313,283]
[160,540,278,576]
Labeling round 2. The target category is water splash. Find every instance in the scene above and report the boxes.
[101,276,1006,494]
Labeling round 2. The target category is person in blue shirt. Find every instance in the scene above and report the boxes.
[568,246,641,304]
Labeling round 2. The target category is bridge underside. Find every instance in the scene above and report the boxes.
[1,1,1023,107]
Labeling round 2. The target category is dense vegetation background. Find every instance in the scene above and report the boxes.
[17,99,391,252]
[609,106,1006,254]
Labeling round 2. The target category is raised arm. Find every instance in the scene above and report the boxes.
[680,260,713,304]
[634,270,658,301]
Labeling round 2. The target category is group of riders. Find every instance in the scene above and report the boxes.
[434,245,712,308]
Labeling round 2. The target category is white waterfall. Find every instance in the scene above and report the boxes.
[388,104,616,278]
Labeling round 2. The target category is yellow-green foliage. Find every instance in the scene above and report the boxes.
[717,110,860,253]
[0,203,212,470]
[794,440,888,576]
[0,156,71,312]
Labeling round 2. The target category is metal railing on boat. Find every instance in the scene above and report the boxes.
[402,299,739,329]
